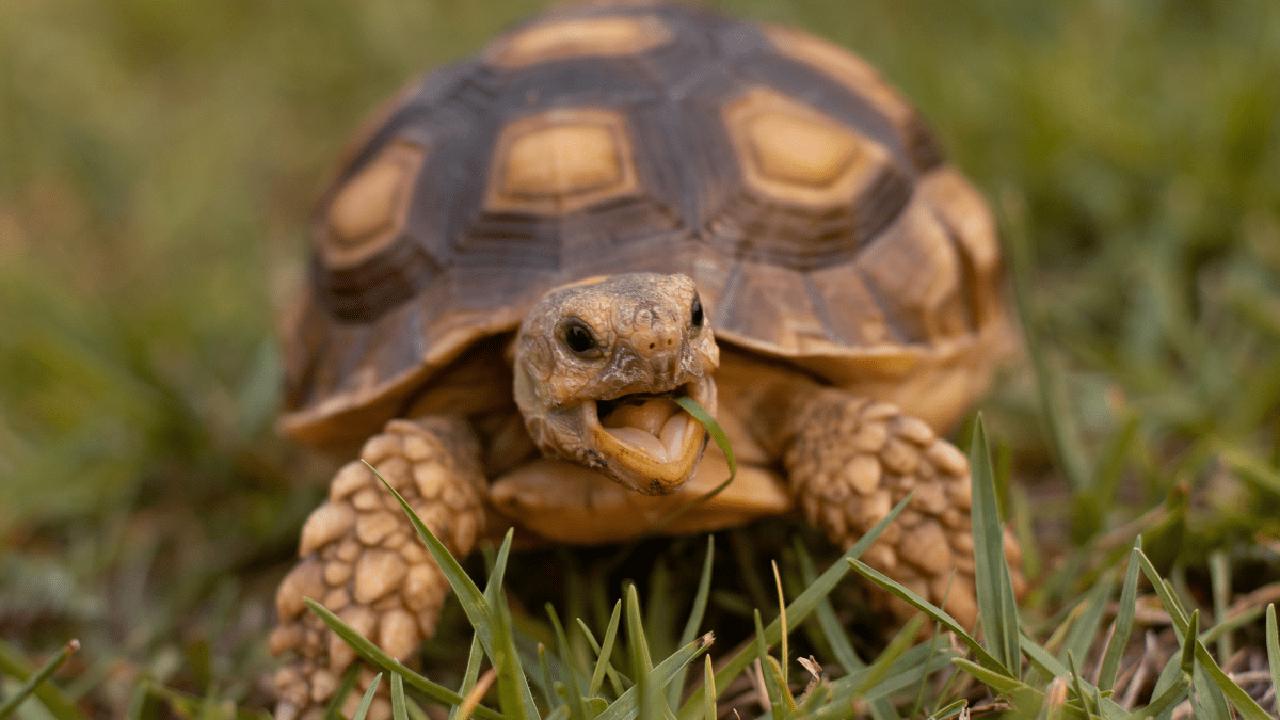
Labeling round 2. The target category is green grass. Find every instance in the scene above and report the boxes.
[2,0,1280,717]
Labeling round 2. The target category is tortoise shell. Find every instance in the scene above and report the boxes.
[281,1,1008,445]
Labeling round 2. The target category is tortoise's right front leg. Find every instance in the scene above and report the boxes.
[271,417,486,720]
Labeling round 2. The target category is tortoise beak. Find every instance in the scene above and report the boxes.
[584,375,716,495]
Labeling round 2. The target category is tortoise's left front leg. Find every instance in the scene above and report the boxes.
[782,389,1022,628]
[271,417,485,719]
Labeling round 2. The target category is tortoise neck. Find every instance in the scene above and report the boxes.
[714,347,826,459]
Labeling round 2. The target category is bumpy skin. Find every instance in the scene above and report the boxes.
[783,389,1023,627]
[513,273,719,494]
[271,418,485,720]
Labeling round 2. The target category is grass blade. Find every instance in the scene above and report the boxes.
[1152,654,1185,720]
[1020,636,1129,719]
[794,543,861,674]
[753,610,787,719]
[668,537,714,708]
[371,464,493,648]
[848,559,1006,674]
[643,561,676,662]
[598,635,714,720]
[0,639,79,719]
[351,673,383,720]
[624,584,664,720]
[673,397,734,479]
[1200,603,1266,646]
[657,398,738,529]
[701,657,715,720]
[1066,653,1092,716]
[1020,635,1068,678]
[484,529,514,608]
[325,666,359,720]
[1208,551,1232,661]
[771,561,789,687]
[1002,201,1090,499]
[1098,538,1142,690]
[391,674,409,720]
[795,548,899,720]
[950,658,1040,701]
[1059,571,1114,668]
[1130,680,1189,719]
[969,415,1021,676]
[584,601,623,698]
[0,640,81,720]
[1218,444,1280,497]
[677,493,911,720]
[763,656,797,718]
[1135,549,1271,720]
[1064,650,1095,712]
[1266,604,1280,717]
[1135,553,1188,629]
[546,605,588,720]
[1192,665,1232,720]
[376,469,538,719]
[490,587,540,720]
[1089,686,1113,720]
[625,585,655,677]
[926,699,968,720]
[1180,611,1198,678]
[450,531,510,720]
[449,636,485,720]
[535,643,555,711]
[819,645,955,714]
[849,615,924,697]
[304,599,501,720]
[635,666,657,720]
[125,681,147,720]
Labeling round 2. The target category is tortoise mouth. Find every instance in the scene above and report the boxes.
[584,379,711,494]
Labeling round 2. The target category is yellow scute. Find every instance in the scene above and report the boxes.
[501,123,621,198]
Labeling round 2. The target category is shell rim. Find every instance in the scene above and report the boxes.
[277,301,1013,443]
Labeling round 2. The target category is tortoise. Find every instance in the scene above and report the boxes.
[270,3,1020,717]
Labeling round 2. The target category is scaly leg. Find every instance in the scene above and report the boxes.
[271,417,486,719]
[784,389,1022,628]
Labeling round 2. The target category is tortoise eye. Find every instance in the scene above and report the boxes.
[690,293,704,329]
[560,318,600,357]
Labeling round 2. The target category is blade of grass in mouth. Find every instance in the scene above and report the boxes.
[674,395,735,481]
[643,397,735,529]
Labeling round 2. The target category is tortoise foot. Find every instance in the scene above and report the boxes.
[784,390,1022,628]
[271,418,486,718]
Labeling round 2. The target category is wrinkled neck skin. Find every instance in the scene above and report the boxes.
[513,273,719,495]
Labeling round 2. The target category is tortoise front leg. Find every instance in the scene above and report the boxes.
[271,417,486,720]
[782,389,1021,628]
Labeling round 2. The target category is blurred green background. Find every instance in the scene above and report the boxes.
[2,0,1279,715]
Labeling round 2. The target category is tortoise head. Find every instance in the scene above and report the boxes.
[513,273,720,495]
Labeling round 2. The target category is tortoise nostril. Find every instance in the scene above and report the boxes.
[649,342,655,350]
